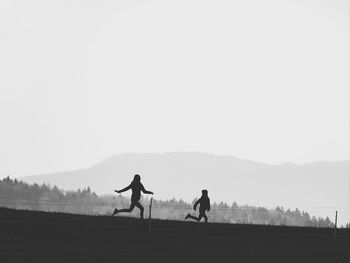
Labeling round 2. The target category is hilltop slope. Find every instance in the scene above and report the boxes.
[0,208,349,263]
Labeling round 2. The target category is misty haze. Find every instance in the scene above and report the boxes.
[21,152,349,225]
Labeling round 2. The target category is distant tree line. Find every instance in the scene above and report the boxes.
[0,177,336,227]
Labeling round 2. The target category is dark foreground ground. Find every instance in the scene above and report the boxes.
[0,208,348,263]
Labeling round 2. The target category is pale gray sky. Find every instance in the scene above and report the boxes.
[0,0,348,177]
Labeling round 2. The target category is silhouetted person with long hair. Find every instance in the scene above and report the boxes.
[112,174,153,219]
[185,190,211,223]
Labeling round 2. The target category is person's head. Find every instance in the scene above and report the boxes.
[133,174,141,182]
[202,189,208,196]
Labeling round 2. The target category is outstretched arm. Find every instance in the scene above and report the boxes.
[193,199,200,211]
[115,184,132,193]
[141,183,153,195]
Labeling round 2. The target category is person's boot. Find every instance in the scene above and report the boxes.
[112,208,118,216]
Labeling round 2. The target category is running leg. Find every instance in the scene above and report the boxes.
[202,213,208,223]
[113,202,136,215]
[185,213,201,221]
[135,202,144,219]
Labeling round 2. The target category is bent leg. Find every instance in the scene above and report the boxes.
[198,211,208,222]
[115,202,136,214]
[202,213,208,223]
[186,214,201,221]
[135,202,144,219]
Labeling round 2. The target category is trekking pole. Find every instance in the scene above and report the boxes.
[149,197,153,234]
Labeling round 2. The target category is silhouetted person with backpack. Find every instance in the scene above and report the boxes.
[112,174,153,219]
[185,189,211,223]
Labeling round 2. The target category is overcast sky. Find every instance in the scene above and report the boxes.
[0,0,348,177]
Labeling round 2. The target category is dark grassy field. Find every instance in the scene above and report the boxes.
[0,208,348,263]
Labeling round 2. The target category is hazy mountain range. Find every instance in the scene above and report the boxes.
[21,152,349,223]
